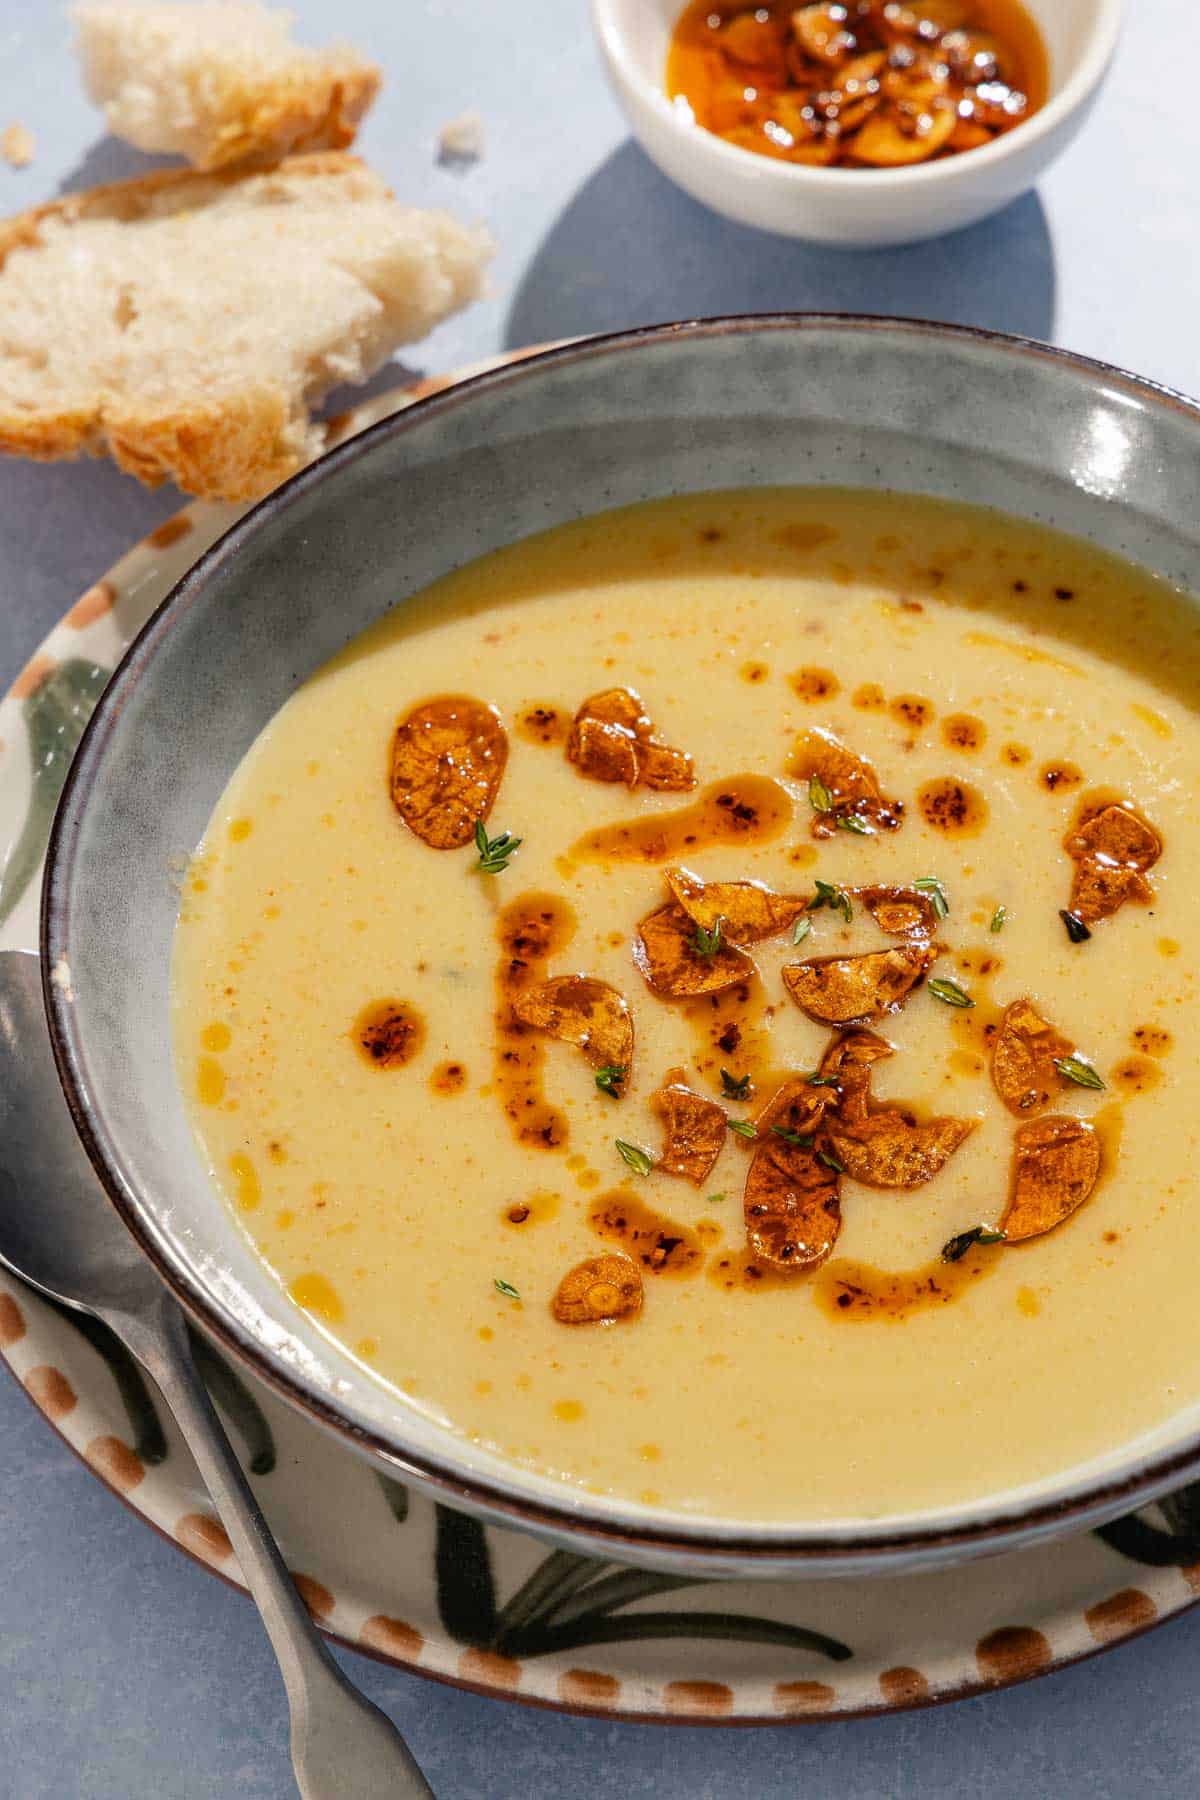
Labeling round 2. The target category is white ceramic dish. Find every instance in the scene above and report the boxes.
[591,0,1122,245]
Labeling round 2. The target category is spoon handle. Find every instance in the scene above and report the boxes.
[112,1295,434,1799]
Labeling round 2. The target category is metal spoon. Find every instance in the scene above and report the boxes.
[0,950,433,1799]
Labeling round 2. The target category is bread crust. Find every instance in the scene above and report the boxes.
[193,59,381,171]
[0,149,384,270]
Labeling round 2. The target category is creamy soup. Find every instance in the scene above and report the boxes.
[172,489,1200,1523]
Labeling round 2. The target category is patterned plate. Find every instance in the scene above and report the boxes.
[3,353,1200,1725]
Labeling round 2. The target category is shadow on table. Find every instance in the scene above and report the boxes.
[505,139,1056,349]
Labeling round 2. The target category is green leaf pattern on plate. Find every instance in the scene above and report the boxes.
[0,658,111,929]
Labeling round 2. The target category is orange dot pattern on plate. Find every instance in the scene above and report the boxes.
[664,1680,733,1715]
[360,1615,425,1660]
[24,1365,76,1419]
[459,1648,521,1690]
[292,1573,334,1620]
[66,581,116,629]
[147,515,194,549]
[175,1512,234,1567]
[878,1666,931,1706]
[774,1680,835,1714]
[0,1292,26,1346]
[85,1435,145,1493]
[558,1669,621,1707]
[975,1625,1052,1683]
[11,653,55,700]
[1084,1588,1156,1644]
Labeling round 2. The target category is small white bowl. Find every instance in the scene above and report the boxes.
[592,0,1121,246]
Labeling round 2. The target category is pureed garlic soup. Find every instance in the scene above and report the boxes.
[172,489,1200,1524]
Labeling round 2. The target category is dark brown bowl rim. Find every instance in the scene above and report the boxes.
[39,313,1200,1570]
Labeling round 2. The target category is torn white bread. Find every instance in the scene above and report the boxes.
[74,0,380,171]
[0,153,493,500]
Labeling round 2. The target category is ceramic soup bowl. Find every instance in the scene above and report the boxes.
[43,318,1200,1579]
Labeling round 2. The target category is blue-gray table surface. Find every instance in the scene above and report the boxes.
[1,2,1197,1794]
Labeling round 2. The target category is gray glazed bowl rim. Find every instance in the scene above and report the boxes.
[40,314,1200,1570]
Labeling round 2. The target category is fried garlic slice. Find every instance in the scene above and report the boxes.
[1002,1115,1101,1242]
[853,884,937,941]
[788,725,904,839]
[828,1112,976,1190]
[991,997,1074,1117]
[633,903,755,998]
[818,1027,975,1189]
[511,976,634,1084]
[567,687,695,792]
[1065,801,1162,926]
[666,866,809,945]
[552,1253,643,1324]
[782,944,934,1024]
[742,1077,840,1271]
[390,694,508,849]
[650,1067,727,1185]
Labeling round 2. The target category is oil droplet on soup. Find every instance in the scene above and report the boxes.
[430,1059,468,1095]
[571,775,791,864]
[789,666,839,702]
[201,1021,232,1053]
[196,1057,226,1106]
[353,999,425,1069]
[918,777,989,836]
[587,1190,703,1277]
[288,1273,344,1324]
[494,893,578,1150]
[229,1153,260,1212]
[814,1248,1000,1321]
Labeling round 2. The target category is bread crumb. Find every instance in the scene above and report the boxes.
[2,124,35,169]
[437,112,484,168]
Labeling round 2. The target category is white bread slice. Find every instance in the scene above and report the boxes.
[74,1,380,172]
[0,153,492,501]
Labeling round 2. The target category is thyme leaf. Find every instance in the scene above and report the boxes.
[808,774,833,813]
[727,1119,758,1140]
[720,1068,752,1101]
[494,1277,521,1300]
[1055,1055,1105,1091]
[690,918,724,959]
[989,905,1007,934]
[594,1064,627,1098]
[474,818,522,874]
[1060,909,1092,944]
[807,878,852,925]
[771,1125,815,1147]
[928,977,974,1009]
[914,876,950,920]
[792,917,812,946]
[615,1139,655,1177]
